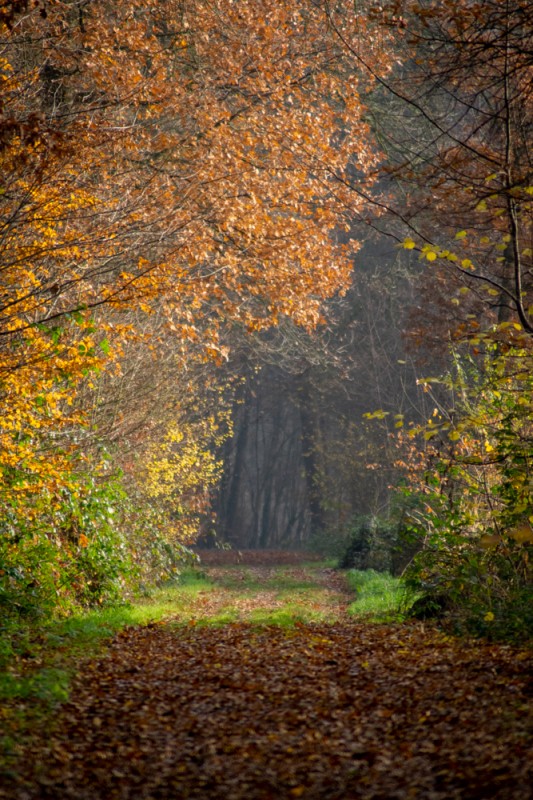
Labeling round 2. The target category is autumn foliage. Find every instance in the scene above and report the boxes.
[1,0,530,643]
[0,1,393,624]
[370,1,533,638]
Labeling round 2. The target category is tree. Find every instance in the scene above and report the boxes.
[0,0,393,617]
[334,1,532,341]
[334,1,533,638]
[212,234,428,552]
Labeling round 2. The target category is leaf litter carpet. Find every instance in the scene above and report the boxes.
[6,554,532,800]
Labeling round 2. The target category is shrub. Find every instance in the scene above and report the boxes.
[338,516,413,575]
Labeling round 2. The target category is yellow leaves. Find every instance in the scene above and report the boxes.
[0,306,113,515]
[419,244,438,262]
[479,534,501,549]
[141,404,232,544]
[363,410,389,420]
[496,321,522,332]
[508,524,533,545]
[403,237,479,269]
[290,788,306,798]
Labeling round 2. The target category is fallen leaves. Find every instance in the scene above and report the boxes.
[1,560,532,799]
[194,550,324,566]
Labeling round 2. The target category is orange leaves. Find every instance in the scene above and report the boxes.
[0,0,393,591]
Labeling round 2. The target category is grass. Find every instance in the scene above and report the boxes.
[248,604,332,626]
[346,569,405,621]
[175,562,341,627]
[0,563,393,716]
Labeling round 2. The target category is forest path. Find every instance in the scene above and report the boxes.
[182,551,354,624]
[3,553,532,799]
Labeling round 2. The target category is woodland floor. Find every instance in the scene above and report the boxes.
[1,551,532,799]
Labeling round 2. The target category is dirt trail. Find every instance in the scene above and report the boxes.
[2,554,532,800]
[193,560,353,621]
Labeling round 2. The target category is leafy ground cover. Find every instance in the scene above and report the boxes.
[1,553,531,799]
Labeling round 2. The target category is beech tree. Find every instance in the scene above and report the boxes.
[0,0,394,616]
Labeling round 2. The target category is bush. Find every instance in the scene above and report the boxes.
[337,516,414,575]
[403,530,533,641]
[0,469,132,624]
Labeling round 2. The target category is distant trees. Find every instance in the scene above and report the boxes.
[213,237,426,551]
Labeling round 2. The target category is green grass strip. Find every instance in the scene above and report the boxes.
[346,569,405,621]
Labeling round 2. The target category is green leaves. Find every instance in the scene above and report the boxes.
[399,344,533,642]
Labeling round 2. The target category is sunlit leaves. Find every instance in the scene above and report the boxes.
[0,0,393,616]
[143,410,232,545]
[396,340,533,639]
